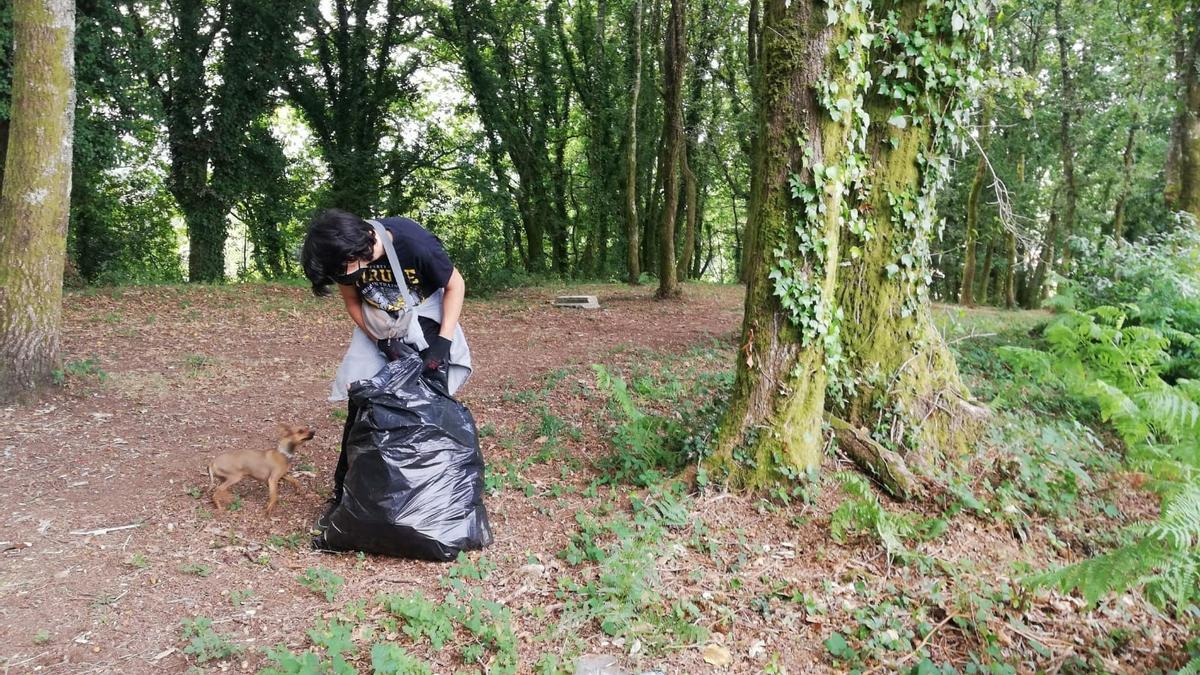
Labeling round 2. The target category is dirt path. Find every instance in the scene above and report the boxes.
[0,283,742,674]
[0,284,1186,674]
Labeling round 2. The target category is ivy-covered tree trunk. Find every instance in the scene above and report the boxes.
[830,0,986,486]
[708,0,848,486]
[655,0,685,299]
[958,97,991,306]
[0,0,74,400]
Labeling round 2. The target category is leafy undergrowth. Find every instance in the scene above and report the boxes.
[12,283,1194,673]
[178,305,1192,673]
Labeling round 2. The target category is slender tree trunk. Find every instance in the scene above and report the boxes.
[958,99,991,306]
[1177,10,1200,222]
[1024,209,1057,308]
[676,145,698,281]
[1110,108,1140,242]
[656,0,685,299]
[624,0,643,284]
[977,238,995,305]
[1054,0,1078,272]
[0,0,75,400]
[1003,230,1017,309]
[1166,13,1188,209]
[739,0,762,284]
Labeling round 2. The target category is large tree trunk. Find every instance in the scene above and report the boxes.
[958,98,991,306]
[655,0,685,299]
[624,0,643,284]
[831,0,983,482]
[708,0,845,485]
[0,0,75,400]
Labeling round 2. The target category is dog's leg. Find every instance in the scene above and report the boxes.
[281,475,303,492]
[265,476,280,515]
[212,475,243,510]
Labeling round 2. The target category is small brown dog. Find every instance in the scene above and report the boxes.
[208,424,316,515]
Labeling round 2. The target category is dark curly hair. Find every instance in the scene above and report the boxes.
[300,209,376,296]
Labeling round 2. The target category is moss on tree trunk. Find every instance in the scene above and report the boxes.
[708,0,848,487]
[0,0,75,400]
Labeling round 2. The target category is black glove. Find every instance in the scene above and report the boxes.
[421,336,452,391]
[376,337,401,361]
[422,335,452,372]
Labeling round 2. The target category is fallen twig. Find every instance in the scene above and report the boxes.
[70,523,142,536]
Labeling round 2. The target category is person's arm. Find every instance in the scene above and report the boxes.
[338,283,374,339]
[438,268,466,339]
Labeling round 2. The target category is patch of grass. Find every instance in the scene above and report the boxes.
[180,617,242,663]
[185,485,202,499]
[126,552,149,569]
[33,629,51,645]
[52,357,108,385]
[179,562,212,577]
[229,588,255,607]
[268,532,306,551]
[184,353,216,376]
[297,566,344,602]
[225,494,243,512]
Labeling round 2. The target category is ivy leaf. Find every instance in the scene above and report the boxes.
[886,263,900,277]
[888,113,908,129]
[951,11,965,33]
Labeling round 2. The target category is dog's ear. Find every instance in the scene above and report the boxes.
[276,423,290,436]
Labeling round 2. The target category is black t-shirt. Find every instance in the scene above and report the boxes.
[355,217,453,314]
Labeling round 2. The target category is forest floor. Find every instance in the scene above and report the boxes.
[0,282,1192,674]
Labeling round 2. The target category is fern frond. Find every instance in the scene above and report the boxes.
[1135,385,1200,440]
[1029,537,1174,607]
[1146,485,1200,550]
[1085,379,1150,446]
[1177,655,1200,675]
[995,346,1053,376]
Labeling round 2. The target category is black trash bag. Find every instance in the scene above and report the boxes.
[317,344,492,561]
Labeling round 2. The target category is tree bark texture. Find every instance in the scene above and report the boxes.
[708,0,846,485]
[832,0,982,475]
[1177,9,1200,222]
[0,0,75,400]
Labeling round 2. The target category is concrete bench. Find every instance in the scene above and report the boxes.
[552,295,601,309]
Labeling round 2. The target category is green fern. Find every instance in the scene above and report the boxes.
[1031,484,1200,614]
[829,473,945,562]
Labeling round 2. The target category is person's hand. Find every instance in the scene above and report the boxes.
[422,336,452,372]
[376,338,399,361]
[421,336,452,391]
